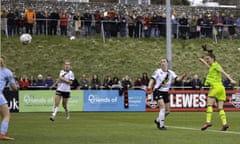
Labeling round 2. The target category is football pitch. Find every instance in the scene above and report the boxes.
[3,112,240,144]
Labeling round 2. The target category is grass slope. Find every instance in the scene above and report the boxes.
[1,35,240,83]
[3,112,240,144]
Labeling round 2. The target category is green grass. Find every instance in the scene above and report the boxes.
[3,112,240,144]
[1,35,240,84]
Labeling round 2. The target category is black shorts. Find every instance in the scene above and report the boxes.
[153,90,169,103]
[56,91,70,98]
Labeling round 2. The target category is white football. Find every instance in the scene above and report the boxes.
[20,33,32,44]
[238,48,240,51]
[70,36,76,40]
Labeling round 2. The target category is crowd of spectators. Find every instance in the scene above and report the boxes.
[6,71,236,91]
[1,1,240,39]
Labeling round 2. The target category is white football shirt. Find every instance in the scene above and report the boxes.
[57,70,75,92]
[151,68,177,92]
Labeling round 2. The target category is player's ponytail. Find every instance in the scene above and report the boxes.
[0,56,6,68]
[202,44,213,53]
[202,44,215,61]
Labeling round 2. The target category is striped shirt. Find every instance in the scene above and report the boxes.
[57,70,75,92]
[151,68,177,92]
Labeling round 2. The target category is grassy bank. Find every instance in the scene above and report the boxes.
[1,35,240,84]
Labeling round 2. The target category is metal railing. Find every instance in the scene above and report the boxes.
[2,18,240,41]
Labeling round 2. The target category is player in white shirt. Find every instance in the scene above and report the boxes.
[50,61,75,121]
[147,58,186,130]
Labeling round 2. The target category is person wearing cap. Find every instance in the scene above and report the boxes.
[50,61,75,121]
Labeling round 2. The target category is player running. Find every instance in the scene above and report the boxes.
[0,56,18,140]
[199,52,236,131]
[147,58,186,130]
[50,61,74,121]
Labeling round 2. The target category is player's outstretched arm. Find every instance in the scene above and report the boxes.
[198,58,210,68]
[219,69,237,85]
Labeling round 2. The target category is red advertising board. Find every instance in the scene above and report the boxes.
[146,90,240,112]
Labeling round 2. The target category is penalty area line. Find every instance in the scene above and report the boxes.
[167,125,240,135]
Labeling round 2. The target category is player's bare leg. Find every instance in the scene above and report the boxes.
[63,98,70,120]
[50,95,61,121]
[0,104,14,140]
[165,102,170,117]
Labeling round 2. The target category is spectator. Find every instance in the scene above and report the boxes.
[222,77,234,90]
[134,13,143,38]
[12,71,19,88]
[127,14,135,38]
[59,11,69,36]
[90,13,96,35]
[143,14,151,38]
[24,7,36,34]
[159,13,166,37]
[49,8,59,35]
[71,78,80,90]
[121,75,132,89]
[29,75,36,86]
[43,10,49,35]
[73,12,82,38]
[119,14,127,37]
[112,76,121,89]
[213,12,226,38]
[102,11,111,38]
[110,13,119,37]
[7,9,16,36]
[36,10,44,35]
[171,12,178,38]
[183,76,192,89]
[90,74,101,90]
[94,10,102,34]
[227,14,236,40]
[45,74,54,88]
[83,10,92,36]
[18,75,30,90]
[35,74,47,88]
[178,12,189,39]
[133,76,143,89]
[189,15,197,39]
[1,6,8,35]
[204,14,214,38]
[79,74,89,90]
[191,74,202,90]
[151,13,159,38]
[197,14,205,38]
[12,71,19,82]
[102,75,113,89]
[141,72,150,86]
[18,12,25,35]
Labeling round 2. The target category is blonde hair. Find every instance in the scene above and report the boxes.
[0,56,6,67]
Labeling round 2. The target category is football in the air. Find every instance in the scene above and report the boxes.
[20,33,32,44]
[70,36,76,40]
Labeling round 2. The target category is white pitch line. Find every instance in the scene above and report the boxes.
[167,125,240,135]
